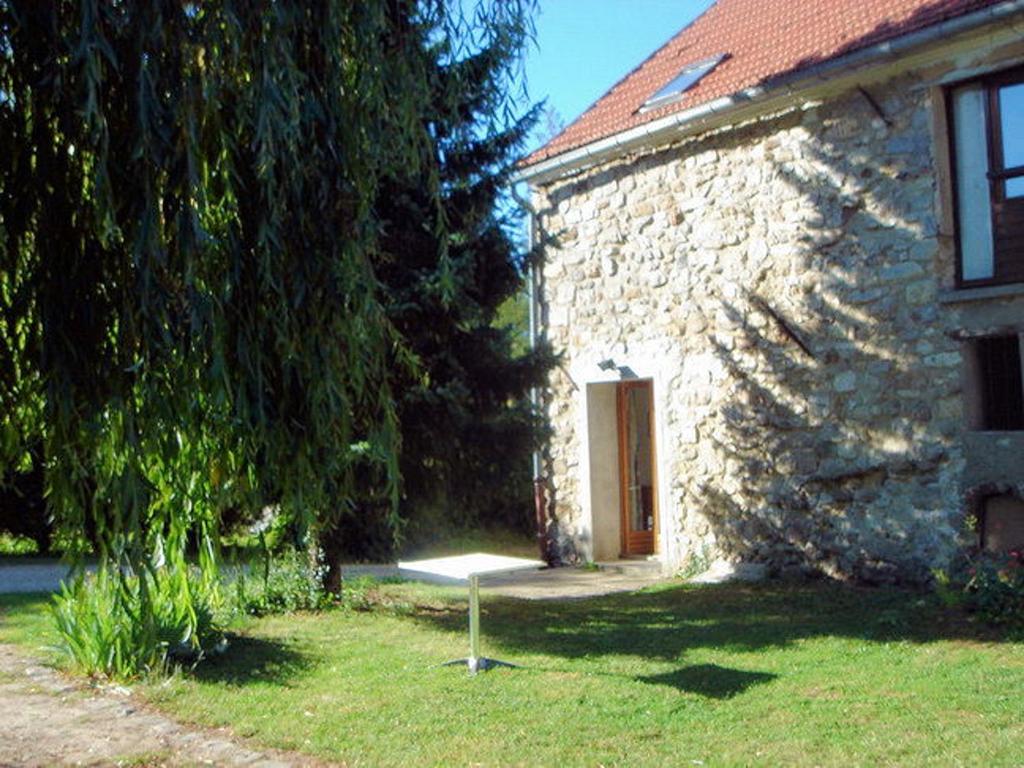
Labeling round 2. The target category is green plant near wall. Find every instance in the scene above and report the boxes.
[0,532,37,556]
[677,546,713,581]
[934,548,1024,631]
[963,549,1024,628]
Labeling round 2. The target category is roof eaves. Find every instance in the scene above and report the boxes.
[517,0,1024,184]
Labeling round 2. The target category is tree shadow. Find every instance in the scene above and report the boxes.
[636,663,776,698]
[410,580,1010,672]
[530,50,1004,583]
[191,634,312,687]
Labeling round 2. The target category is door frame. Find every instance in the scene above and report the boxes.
[616,379,659,557]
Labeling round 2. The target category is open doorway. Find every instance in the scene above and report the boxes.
[617,380,658,556]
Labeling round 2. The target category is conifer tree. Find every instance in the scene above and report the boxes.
[318,4,552,571]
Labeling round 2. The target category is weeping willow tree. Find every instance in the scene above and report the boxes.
[0,0,536,669]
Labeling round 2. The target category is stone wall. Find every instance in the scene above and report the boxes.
[532,70,1024,583]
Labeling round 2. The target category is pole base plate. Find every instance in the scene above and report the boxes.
[440,657,521,675]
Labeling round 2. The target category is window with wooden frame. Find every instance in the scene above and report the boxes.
[950,67,1024,287]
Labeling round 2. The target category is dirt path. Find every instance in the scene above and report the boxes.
[0,644,329,768]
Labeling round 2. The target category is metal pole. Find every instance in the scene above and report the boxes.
[517,187,552,567]
[468,575,480,671]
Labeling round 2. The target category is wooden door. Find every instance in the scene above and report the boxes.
[617,380,658,556]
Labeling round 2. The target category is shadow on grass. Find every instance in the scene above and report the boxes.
[192,634,312,687]
[637,663,777,698]
[410,580,1010,667]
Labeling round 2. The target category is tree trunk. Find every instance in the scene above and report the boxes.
[319,524,345,596]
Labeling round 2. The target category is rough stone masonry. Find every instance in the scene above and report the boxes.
[531,66,1024,584]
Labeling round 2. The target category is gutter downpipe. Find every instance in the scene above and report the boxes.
[513,185,552,565]
[514,0,1024,186]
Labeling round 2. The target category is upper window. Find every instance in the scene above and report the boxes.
[639,55,726,113]
[951,68,1024,287]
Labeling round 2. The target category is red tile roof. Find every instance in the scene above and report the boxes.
[523,0,1007,168]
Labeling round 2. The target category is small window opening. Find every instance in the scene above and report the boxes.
[979,494,1024,552]
[639,54,726,113]
[971,335,1024,431]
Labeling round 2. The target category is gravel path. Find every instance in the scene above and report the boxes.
[0,643,329,767]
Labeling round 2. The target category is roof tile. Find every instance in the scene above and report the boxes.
[523,0,1005,167]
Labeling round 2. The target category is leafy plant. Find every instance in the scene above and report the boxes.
[229,547,410,616]
[52,565,224,680]
[963,549,1024,628]
[933,549,1024,629]
[678,546,713,580]
[0,532,37,556]
[931,566,964,609]
[231,547,334,617]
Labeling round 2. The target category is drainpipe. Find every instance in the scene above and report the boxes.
[516,184,552,565]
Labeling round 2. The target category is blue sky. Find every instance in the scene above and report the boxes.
[521,1,714,148]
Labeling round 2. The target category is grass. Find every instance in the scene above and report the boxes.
[2,579,1022,766]
[0,592,56,650]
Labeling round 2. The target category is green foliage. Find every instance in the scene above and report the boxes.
[678,545,713,580]
[52,566,224,679]
[963,549,1024,628]
[323,1,553,565]
[229,548,411,616]
[0,1,537,660]
[931,566,964,609]
[338,574,412,614]
[0,531,37,555]
[0,453,49,554]
[494,289,531,358]
[934,549,1024,629]
[231,547,333,617]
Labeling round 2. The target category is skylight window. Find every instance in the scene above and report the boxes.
[639,54,726,112]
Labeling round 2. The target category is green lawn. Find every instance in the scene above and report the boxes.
[2,581,1022,766]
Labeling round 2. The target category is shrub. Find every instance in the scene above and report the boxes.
[963,549,1024,628]
[0,532,38,556]
[231,546,334,616]
[229,547,408,616]
[934,549,1024,629]
[52,566,224,679]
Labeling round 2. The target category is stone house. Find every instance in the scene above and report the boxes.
[517,0,1024,582]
